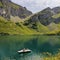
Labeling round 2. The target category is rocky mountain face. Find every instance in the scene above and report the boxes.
[0,0,32,19]
[24,7,60,26]
[23,7,60,33]
[52,7,60,14]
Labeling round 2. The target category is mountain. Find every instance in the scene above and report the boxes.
[0,16,39,35]
[24,7,55,26]
[0,0,60,35]
[24,7,60,26]
[0,0,32,20]
[52,7,60,14]
[23,7,60,35]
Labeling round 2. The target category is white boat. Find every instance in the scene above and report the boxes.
[17,48,31,54]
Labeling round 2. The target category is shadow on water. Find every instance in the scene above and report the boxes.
[0,35,60,60]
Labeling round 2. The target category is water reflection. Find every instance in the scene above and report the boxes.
[11,53,42,60]
[0,35,60,60]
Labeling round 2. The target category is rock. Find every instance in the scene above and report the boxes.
[26,7,54,26]
[54,17,60,24]
[52,7,60,14]
[0,0,32,19]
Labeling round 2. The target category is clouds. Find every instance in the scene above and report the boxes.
[11,0,60,13]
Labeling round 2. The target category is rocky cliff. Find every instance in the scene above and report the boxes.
[52,7,60,14]
[24,7,60,26]
[0,0,32,19]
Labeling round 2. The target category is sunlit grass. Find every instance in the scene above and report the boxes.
[0,2,3,7]
[0,16,60,35]
[42,51,60,60]
[10,2,20,9]
[52,13,60,18]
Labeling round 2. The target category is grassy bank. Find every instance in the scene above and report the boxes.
[42,51,60,60]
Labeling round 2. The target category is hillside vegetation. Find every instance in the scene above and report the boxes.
[0,16,60,35]
[42,52,60,60]
[0,17,39,35]
[0,17,49,35]
[0,1,3,7]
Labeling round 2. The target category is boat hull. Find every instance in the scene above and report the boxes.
[18,51,31,54]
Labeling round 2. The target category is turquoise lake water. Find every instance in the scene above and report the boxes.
[0,35,60,60]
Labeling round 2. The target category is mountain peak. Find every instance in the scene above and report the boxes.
[0,0,11,3]
[52,7,60,13]
[39,7,52,14]
[0,0,32,19]
[43,7,51,10]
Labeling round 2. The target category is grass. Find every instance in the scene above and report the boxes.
[0,16,49,35]
[0,2,3,7]
[10,2,20,9]
[10,16,25,22]
[0,16,60,35]
[36,21,49,33]
[0,17,24,34]
[46,22,60,34]
[0,17,39,35]
[52,13,60,18]
[42,52,60,60]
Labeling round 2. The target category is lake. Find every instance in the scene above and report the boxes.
[0,35,60,60]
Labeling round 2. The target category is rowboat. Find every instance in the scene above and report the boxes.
[17,48,31,54]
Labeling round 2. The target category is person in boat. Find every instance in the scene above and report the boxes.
[23,48,25,52]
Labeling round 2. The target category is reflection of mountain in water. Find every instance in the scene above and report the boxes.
[0,35,60,60]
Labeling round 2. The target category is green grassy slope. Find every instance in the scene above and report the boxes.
[0,17,50,35]
[0,15,60,35]
[23,12,60,35]
[0,17,39,35]
[0,17,23,34]
[0,1,3,7]
[47,22,60,34]
[24,21,50,34]
[52,13,60,18]
[10,2,20,9]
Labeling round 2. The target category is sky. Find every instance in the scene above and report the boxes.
[11,0,60,13]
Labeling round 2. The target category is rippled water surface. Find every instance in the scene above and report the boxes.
[0,35,60,60]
